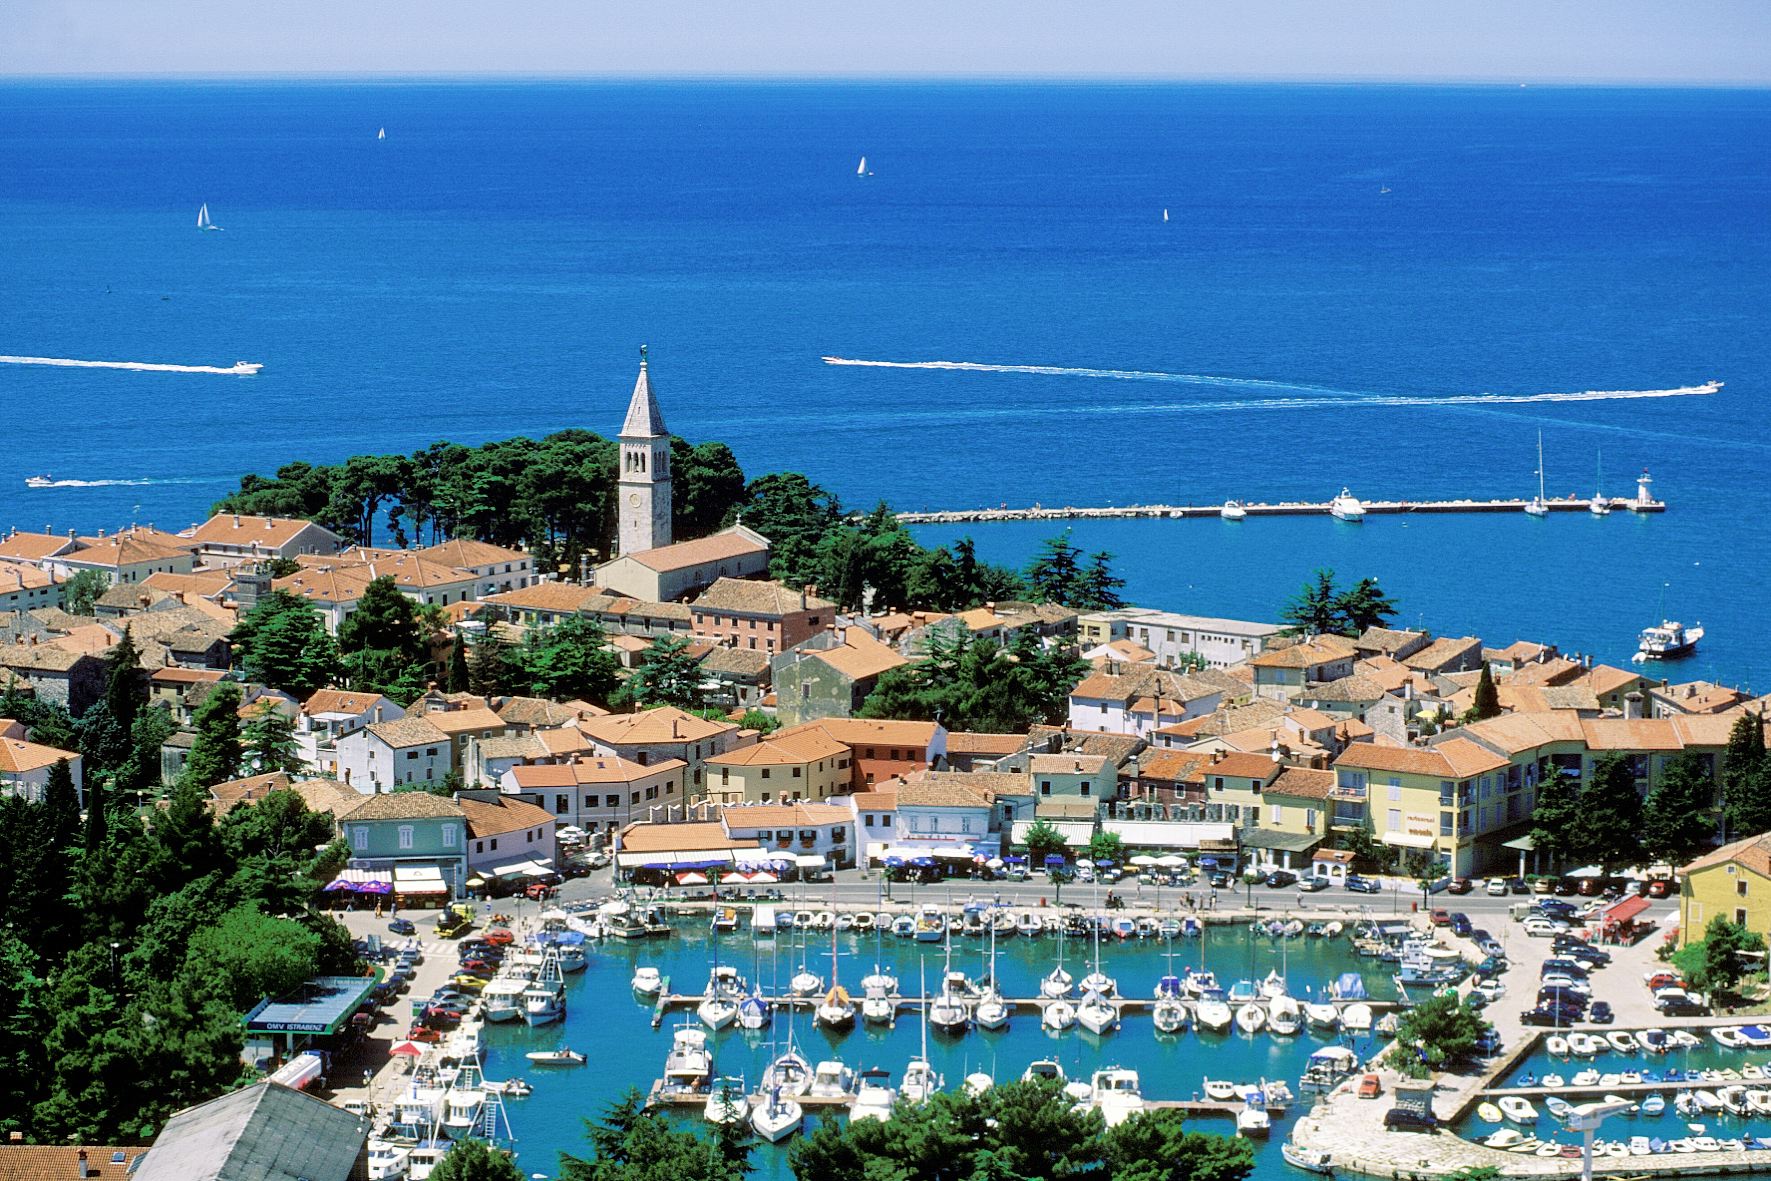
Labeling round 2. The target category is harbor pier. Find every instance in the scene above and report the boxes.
[897,494,1665,526]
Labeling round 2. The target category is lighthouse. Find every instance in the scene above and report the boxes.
[1633,469,1655,512]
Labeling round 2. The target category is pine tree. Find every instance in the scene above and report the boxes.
[1723,711,1770,838]
[82,773,107,854]
[448,635,470,693]
[41,760,81,849]
[468,633,512,697]
[1281,570,1341,636]
[1530,762,1585,866]
[1471,664,1501,720]
[241,704,304,774]
[1582,752,1646,872]
[1642,753,1720,865]
[614,635,704,710]
[182,683,243,790]
[1334,576,1400,634]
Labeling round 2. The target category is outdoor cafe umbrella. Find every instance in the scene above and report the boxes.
[1129,855,1159,867]
[465,876,487,889]
[390,1041,424,1058]
[1157,855,1188,868]
[677,872,709,885]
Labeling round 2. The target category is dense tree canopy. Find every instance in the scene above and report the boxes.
[1641,753,1719,865]
[1026,535,1126,611]
[615,634,704,710]
[859,628,1085,733]
[1386,993,1492,1074]
[232,590,340,698]
[1280,569,1399,636]
[1723,712,1771,839]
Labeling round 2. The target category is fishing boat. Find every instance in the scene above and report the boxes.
[196,203,222,231]
[1300,1046,1358,1093]
[522,947,566,1025]
[1042,997,1077,1032]
[1221,500,1247,521]
[1024,1059,1065,1085]
[1329,488,1365,522]
[914,906,943,942]
[1236,1093,1271,1139]
[850,1068,896,1122]
[750,1085,802,1142]
[1091,1066,1145,1127]
[1016,911,1044,937]
[1234,1002,1267,1035]
[702,1078,749,1126]
[1078,991,1119,1035]
[1268,994,1303,1036]
[525,1048,586,1066]
[1526,431,1550,517]
[1607,1031,1640,1054]
[661,1027,713,1093]
[481,977,529,1022]
[366,1138,412,1180]
[1637,620,1704,661]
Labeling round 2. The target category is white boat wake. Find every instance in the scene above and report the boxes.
[29,478,154,488]
[0,355,262,376]
[819,356,1720,408]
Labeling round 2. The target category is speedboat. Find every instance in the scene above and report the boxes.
[1195,990,1233,1033]
[1303,1001,1339,1030]
[1712,1027,1745,1049]
[1608,1031,1640,1054]
[1329,488,1366,522]
[901,1057,942,1103]
[750,1086,802,1142]
[630,966,663,996]
[1024,1059,1065,1085]
[24,475,53,489]
[1546,1035,1570,1056]
[1340,1002,1372,1033]
[850,1068,897,1122]
[1091,1066,1145,1127]
[1236,1100,1271,1139]
[1483,1129,1522,1148]
[662,1028,712,1092]
[703,1079,749,1126]
[1281,1145,1334,1174]
[1234,1003,1266,1035]
[1499,1096,1538,1123]
[1042,998,1077,1032]
[1153,996,1189,1035]
[525,1047,586,1066]
[1268,995,1302,1036]
[1221,500,1247,521]
[1077,992,1119,1035]
[1641,1094,1667,1116]
[808,1059,855,1098]
[1479,1102,1504,1123]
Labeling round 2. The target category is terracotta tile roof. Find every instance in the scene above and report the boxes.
[0,736,75,773]
[0,565,58,593]
[0,531,76,563]
[581,705,737,747]
[1283,707,1339,731]
[698,646,773,677]
[1652,681,1751,715]
[64,531,194,568]
[1401,636,1482,672]
[188,513,335,549]
[1671,711,1754,748]
[0,642,90,672]
[303,689,390,717]
[423,706,508,735]
[1134,748,1210,782]
[1435,736,1512,776]
[535,726,596,756]
[707,729,848,768]
[1683,830,1771,878]
[364,717,450,748]
[719,802,853,827]
[1458,711,1573,756]
[808,630,906,680]
[617,819,745,853]
[1070,667,1226,705]
[779,717,941,749]
[457,794,553,838]
[510,754,685,788]
[419,538,530,569]
[340,791,463,821]
[494,697,580,727]
[1577,665,1644,697]
[693,578,829,617]
[208,771,298,805]
[1025,726,1145,766]
[1027,752,1112,776]
[1503,656,1585,687]
[0,1145,146,1180]
[847,789,897,812]
[1268,766,1335,800]
[1492,640,1556,663]
[289,778,364,816]
[1336,736,1508,778]
[274,565,370,605]
[1249,635,1356,670]
[1198,753,1280,781]
[150,666,226,685]
[1356,626,1427,654]
[1159,699,1287,740]
[896,775,998,808]
[628,529,768,574]
[50,623,120,657]
[483,582,603,613]
[1302,675,1389,704]
[1579,717,1684,752]
[140,569,233,598]
[944,732,1026,757]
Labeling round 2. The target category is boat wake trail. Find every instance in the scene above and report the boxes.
[33,478,155,489]
[819,356,1721,408]
[0,354,262,376]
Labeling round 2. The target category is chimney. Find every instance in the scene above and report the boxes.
[266,518,274,531]
[801,584,811,610]
[1211,750,1223,764]
[77,1150,90,1179]
[67,528,75,538]
[232,514,240,526]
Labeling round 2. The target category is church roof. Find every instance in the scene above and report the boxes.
[621,349,669,439]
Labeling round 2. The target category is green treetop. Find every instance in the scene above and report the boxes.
[232,589,339,699]
[614,634,704,711]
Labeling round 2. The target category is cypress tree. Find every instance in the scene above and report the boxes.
[448,635,470,694]
[82,772,107,853]
[41,759,80,849]
[1471,664,1501,720]
[182,683,243,791]
[103,626,141,736]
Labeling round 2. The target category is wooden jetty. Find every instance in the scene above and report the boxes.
[896,495,1664,526]
[646,1081,1283,1119]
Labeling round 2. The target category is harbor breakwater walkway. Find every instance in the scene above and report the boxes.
[896,496,1664,526]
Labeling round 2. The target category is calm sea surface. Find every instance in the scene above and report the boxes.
[1,81,1766,682]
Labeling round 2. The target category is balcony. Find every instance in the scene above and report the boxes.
[1329,784,1367,802]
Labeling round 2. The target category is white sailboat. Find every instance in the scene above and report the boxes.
[1041,924,1074,998]
[750,1085,802,1142]
[856,155,871,177]
[1590,450,1612,516]
[902,966,943,1103]
[1525,431,1550,517]
[377,126,386,140]
[974,924,1010,1031]
[1162,208,1169,222]
[196,203,222,232]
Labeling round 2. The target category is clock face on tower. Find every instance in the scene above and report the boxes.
[628,493,642,507]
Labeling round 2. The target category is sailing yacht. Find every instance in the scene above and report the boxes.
[1162,208,1170,222]
[902,971,943,1103]
[377,127,386,140]
[856,155,871,177]
[1525,431,1550,517]
[750,1085,802,1142]
[1590,450,1612,516]
[973,925,1010,1030]
[1041,924,1075,997]
[196,203,222,232]
[1080,915,1116,997]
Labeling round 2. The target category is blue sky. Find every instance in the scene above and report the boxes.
[6,0,1769,83]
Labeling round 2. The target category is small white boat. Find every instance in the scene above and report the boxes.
[1042,998,1077,1032]
[1712,1027,1745,1049]
[1024,1059,1065,1085]
[1077,993,1119,1035]
[703,1079,749,1125]
[698,995,737,1030]
[1091,1066,1145,1127]
[1195,994,1234,1033]
[1234,1003,1266,1035]
[1478,1102,1504,1123]
[809,1059,855,1098]
[1281,1144,1334,1174]
[1041,966,1075,998]
[1543,1073,1565,1088]
[525,1048,586,1066]
[1153,996,1189,1035]
[928,989,970,1035]
[196,202,222,232]
[849,1068,896,1122]
[1339,1002,1372,1033]
[1499,1096,1538,1123]
[1607,1031,1640,1054]
[750,1087,802,1142]
[861,994,897,1025]
[631,966,663,996]
[377,126,386,140]
[1080,970,1117,998]
[1568,1032,1603,1057]
[1546,1035,1570,1057]
[1329,488,1366,522]
[1303,1001,1339,1031]
[1267,995,1302,1036]
[974,990,1011,1031]
[1202,1078,1246,1102]
[856,155,870,178]
[901,1057,942,1103]
[789,967,823,996]
[1641,1094,1667,1116]
[761,1048,812,1096]
[1236,1103,1271,1139]
[1221,500,1247,521]
[963,1071,995,1097]
[1484,1129,1522,1148]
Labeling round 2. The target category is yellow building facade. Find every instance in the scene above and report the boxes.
[704,729,852,806]
[1680,833,1771,947]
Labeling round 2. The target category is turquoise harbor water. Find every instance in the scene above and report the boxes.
[2,82,1768,683]
[479,919,1387,1178]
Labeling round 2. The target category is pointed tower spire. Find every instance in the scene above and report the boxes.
[621,344,668,439]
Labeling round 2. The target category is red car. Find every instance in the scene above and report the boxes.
[1446,878,1474,895]
[1647,878,1673,898]
[1429,908,1451,926]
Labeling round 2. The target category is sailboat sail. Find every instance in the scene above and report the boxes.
[856,156,866,177]
[378,127,386,140]
[1163,208,1169,222]
[197,203,208,228]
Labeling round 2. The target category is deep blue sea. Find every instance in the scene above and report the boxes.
[2,81,1767,682]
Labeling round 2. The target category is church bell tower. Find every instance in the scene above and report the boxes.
[617,345,672,556]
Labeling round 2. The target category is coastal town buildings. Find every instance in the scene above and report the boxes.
[1077,608,1283,669]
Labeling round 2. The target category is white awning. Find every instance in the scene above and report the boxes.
[794,854,827,868]
[490,860,553,878]
[1103,820,1236,849]
[392,865,448,894]
[1379,831,1438,850]
[1010,819,1093,845]
[615,847,768,870]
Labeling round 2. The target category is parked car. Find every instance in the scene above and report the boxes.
[1589,1000,1615,1024]
[1345,875,1383,894]
[1357,1073,1383,1099]
[1298,875,1330,892]
[1539,958,1591,980]
[1522,917,1566,937]
[1510,878,1531,894]
[1521,1004,1583,1027]
[1208,871,1232,889]
[1560,945,1610,968]
[1429,908,1451,927]
[1449,913,1473,937]
[1644,971,1685,993]
[1265,869,1299,888]
[1476,955,1509,977]
[1656,991,1706,1017]
[1486,876,1510,896]
[1472,978,1506,1002]
[1384,1108,1439,1132]
[1576,877,1600,896]
[1647,877,1674,898]
[1540,975,1591,996]
[1553,879,1576,896]
[1532,878,1554,895]
[1447,877,1474,895]
[387,917,416,936]
[1475,936,1505,958]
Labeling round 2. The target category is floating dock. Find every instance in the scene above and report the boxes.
[897,496,1664,526]
[646,1081,1284,1120]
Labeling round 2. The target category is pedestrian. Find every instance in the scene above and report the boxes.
[363,1067,373,1088]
